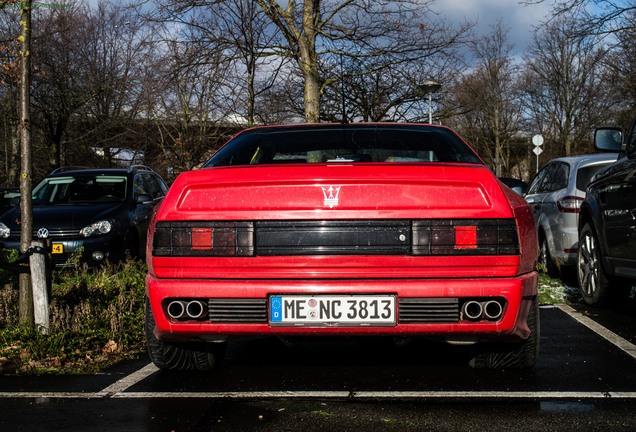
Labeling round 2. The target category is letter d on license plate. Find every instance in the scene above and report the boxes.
[269,295,396,326]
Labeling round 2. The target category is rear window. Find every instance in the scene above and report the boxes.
[576,164,612,191]
[204,125,483,167]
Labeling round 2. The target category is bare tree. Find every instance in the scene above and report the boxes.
[75,1,157,164]
[525,0,636,36]
[152,0,292,126]
[18,0,33,325]
[0,11,20,186]
[600,10,636,127]
[520,14,610,156]
[29,4,95,171]
[213,0,287,126]
[254,0,471,123]
[451,22,524,177]
[150,40,236,174]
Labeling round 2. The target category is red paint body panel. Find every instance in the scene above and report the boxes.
[150,255,522,279]
[146,123,539,346]
[161,164,510,221]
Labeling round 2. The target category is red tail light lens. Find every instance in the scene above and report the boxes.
[557,196,584,213]
[454,226,478,249]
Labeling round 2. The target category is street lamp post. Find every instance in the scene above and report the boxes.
[418,81,442,124]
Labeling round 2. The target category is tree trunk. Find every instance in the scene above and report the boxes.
[300,0,320,123]
[8,122,19,186]
[18,0,34,327]
[303,68,321,123]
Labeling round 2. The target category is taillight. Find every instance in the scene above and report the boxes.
[153,221,254,256]
[412,219,519,255]
[557,196,584,213]
[153,219,519,257]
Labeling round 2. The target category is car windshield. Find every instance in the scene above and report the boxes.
[204,125,483,167]
[32,175,128,204]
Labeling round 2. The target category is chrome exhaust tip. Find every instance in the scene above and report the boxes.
[167,300,187,319]
[462,300,483,321]
[483,300,503,321]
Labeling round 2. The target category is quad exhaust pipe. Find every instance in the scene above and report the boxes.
[167,300,208,320]
[483,300,503,320]
[461,299,504,321]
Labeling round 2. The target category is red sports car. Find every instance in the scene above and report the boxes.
[145,123,539,370]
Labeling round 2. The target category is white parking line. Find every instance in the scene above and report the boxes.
[2,390,636,400]
[97,362,160,396]
[1,305,635,401]
[113,390,636,399]
[555,304,636,360]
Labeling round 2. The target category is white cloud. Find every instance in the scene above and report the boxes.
[433,0,553,53]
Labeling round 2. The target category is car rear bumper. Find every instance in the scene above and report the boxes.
[147,272,538,343]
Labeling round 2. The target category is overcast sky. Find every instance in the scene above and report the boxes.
[433,0,554,54]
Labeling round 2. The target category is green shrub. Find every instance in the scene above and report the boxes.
[0,258,147,375]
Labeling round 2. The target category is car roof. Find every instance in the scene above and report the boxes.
[46,165,155,178]
[548,153,618,166]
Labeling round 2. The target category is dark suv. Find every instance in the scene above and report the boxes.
[0,166,168,268]
[577,125,636,305]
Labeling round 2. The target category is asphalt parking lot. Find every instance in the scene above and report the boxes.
[1,303,636,431]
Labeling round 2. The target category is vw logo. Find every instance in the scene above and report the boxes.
[36,228,49,239]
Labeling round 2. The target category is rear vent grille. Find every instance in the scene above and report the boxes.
[398,298,460,323]
[207,297,461,324]
[208,298,268,323]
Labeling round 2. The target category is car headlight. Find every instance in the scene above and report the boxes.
[79,220,113,237]
[0,222,10,238]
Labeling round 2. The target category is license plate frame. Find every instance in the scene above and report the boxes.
[269,295,396,327]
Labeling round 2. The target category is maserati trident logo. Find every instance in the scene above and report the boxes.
[36,228,49,239]
[321,185,341,208]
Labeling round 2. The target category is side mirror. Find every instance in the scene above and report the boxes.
[594,127,623,153]
[135,193,153,204]
[10,196,20,207]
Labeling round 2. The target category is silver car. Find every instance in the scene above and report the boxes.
[525,154,617,276]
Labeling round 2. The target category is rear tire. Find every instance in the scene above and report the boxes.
[539,235,559,277]
[577,223,609,305]
[577,223,632,306]
[469,298,539,369]
[145,299,226,371]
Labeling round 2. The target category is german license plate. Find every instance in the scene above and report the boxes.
[269,295,396,326]
[51,243,63,254]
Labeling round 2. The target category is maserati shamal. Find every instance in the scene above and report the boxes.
[144,123,539,371]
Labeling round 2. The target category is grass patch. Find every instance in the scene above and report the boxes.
[537,264,580,305]
[0,256,146,375]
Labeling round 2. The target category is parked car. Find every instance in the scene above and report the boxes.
[499,177,529,196]
[524,154,617,276]
[578,126,636,305]
[0,166,168,268]
[144,123,540,371]
[0,187,19,217]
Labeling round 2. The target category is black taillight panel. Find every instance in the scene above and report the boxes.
[153,219,519,257]
[412,219,519,256]
[153,221,254,256]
